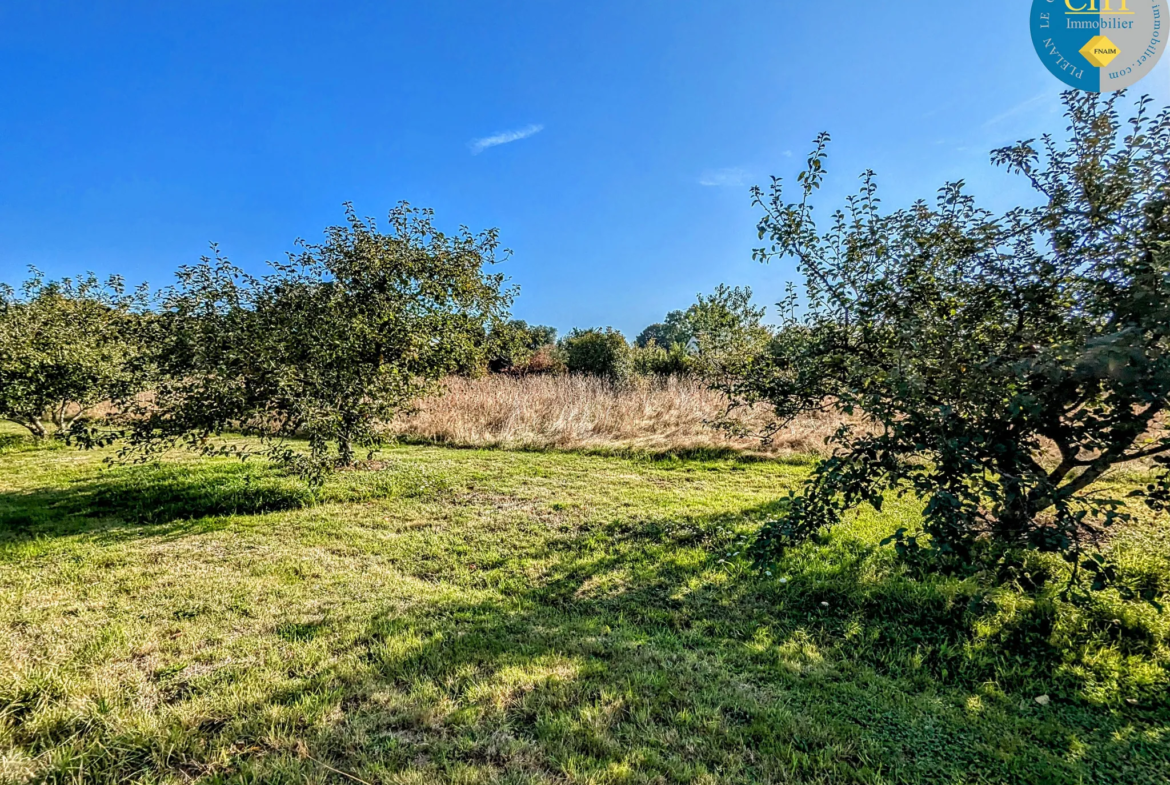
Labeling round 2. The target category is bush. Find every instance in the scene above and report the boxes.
[512,344,567,375]
[631,340,693,376]
[633,288,773,380]
[686,284,773,380]
[559,327,631,380]
[485,320,558,373]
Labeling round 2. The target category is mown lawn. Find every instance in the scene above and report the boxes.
[1,433,1168,784]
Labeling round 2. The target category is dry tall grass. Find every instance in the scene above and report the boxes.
[387,374,843,456]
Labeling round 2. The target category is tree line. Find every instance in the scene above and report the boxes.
[2,91,1168,597]
[0,203,773,476]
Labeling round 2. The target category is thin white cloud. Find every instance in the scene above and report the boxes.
[470,123,544,154]
[982,92,1050,129]
[698,166,749,187]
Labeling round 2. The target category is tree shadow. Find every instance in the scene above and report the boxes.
[311,525,1168,783]
[4,459,1168,783]
[0,460,316,544]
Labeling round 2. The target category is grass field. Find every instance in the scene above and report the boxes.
[1,432,1169,784]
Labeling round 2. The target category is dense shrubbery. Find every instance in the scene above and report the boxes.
[728,92,1170,596]
[631,339,693,376]
[484,319,558,373]
[558,327,632,380]
[630,286,775,379]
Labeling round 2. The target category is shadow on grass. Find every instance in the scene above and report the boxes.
[0,460,316,544]
[286,525,1167,785]
[0,454,454,545]
[24,523,1168,784]
[3,455,1168,783]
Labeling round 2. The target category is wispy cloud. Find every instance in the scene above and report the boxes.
[982,92,1050,129]
[469,123,544,154]
[698,166,749,187]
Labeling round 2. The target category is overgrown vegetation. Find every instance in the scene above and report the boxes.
[484,320,559,373]
[386,373,840,456]
[729,92,1170,596]
[558,327,633,380]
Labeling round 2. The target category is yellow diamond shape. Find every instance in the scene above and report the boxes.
[1080,35,1121,68]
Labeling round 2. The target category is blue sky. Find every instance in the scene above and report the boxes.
[2,1,1167,337]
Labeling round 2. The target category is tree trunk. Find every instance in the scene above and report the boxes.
[337,438,355,467]
[15,418,48,440]
[991,468,1035,544]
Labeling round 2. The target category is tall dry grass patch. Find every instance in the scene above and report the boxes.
[387,374,843,456]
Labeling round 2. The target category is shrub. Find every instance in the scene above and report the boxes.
[634,288,773,380]
[686,284,773,380]
[632,340,693,376]
[485,319,558,373]
[512,344,567,375]
[559,327,631,380]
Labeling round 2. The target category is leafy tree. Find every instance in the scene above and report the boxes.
[524,322,558,348]
[0,270,149,439]
[686,284,772,380]
[632,339,693,376]
[731,92,1170,596]
[635,310,692,348]
[634,289,772,378]
[97,203,513,479]
[559,327,631,380]
[485,319,557,373]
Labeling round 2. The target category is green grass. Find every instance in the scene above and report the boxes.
[1,432,1168,784]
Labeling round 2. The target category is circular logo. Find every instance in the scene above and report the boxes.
[1031,0,1166,91]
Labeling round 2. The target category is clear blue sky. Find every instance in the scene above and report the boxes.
[2,1,1167,337]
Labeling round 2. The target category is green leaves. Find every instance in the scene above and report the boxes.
[738,92,1170,599]
[484,319,558,374]
[559,327,631,380]
[0,270,150,439]
[111,202,513,481]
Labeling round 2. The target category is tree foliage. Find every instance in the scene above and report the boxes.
[93,203,513,480]
[485,319,557,373]
[559,327,631,380]
[0,270,149,439]
[635,311,692,349]
[634,287,773,378]
[632,339,693,376]
[731,92,1170,596]
[686,284,772,380]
